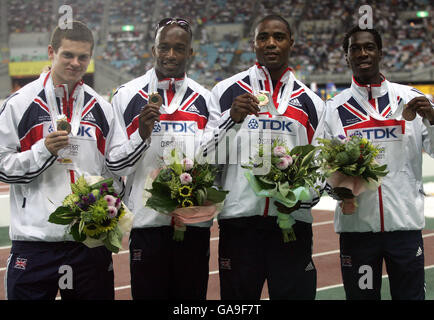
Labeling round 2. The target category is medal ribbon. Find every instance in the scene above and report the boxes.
[44,72,84,135]
[148,68,188,114]
[249,65,295,115]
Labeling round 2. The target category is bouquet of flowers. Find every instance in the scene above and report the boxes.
[48,175,133,253]
[144,149,228,241]
[242,139,324,242]
[316,135,388,214]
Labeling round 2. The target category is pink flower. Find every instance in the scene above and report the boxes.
[107,206,118,219]
[283,155,293,166]
[276,157,290,170]
[273,146,287,157]
[181,158,194,171]
[104,195,117,207]
[180,172,192,185]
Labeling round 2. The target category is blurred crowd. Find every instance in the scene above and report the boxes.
[4,0,433,87]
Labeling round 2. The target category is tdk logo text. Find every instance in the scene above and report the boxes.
[77,126,92,137]
[154,121,196,133]
[247,119,292,132]
[348,126,402,141]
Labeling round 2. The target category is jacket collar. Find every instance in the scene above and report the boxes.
[155,73,186,91]
[254,62,294,84]
[350,74,388,100]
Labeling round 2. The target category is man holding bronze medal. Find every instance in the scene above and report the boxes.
[111,18,219,299]
[0,21,150,300]
[324,26,434,300]
[205,15,326,299]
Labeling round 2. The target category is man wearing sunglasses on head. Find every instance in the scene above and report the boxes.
[111,18,219,300]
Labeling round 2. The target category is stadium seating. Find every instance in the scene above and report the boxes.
[2,0,432,91]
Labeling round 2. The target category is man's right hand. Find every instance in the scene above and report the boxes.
[138,104,161,141]
[230,93,260,123]
[45,131,69,156]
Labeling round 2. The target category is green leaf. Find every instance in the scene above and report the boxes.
[145,181,178,214]
[291,144,315,158]
[196,188,207,206]
[205,187,228,203]
[79,219,85,235]
[278,181,290,197]
[48,206,77,225]
[299,148,316,168]
[103,226,123,253]
[70,223,86,242]
[89,178,113,190]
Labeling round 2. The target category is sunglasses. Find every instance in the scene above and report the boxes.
[155,18,192,38]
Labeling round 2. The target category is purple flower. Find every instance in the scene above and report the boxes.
[115,198,121,210]
[180,172,193,185]
[88,193,96,204]
[100,183,109,194]
[82,196,89,204]
[338,134,346,140]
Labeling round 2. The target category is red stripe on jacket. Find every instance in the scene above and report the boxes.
[20,124,44,152]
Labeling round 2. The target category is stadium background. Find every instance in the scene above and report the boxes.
[0,0,433,301]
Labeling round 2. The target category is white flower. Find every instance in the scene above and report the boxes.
[180,172,193,185]
[118,203,134,233]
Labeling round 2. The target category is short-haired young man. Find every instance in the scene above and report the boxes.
[0,21,150,300]
[206,15,326,300]
[111,18,219,299]
[325,26,434,300]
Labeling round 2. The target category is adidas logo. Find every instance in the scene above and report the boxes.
[305,261,315,272]
[108,262,113,272]
[288,98,302,107]
[186,104,200,114]
[416,246,423,257]
[83,111,96,122]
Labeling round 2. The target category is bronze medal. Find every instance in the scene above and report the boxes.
[149,92,163,107]
[57,119,71,133]
[402,104,416,121]
[256,93,269,107]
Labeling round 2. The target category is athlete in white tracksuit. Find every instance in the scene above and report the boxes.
[111,19,220,300]
[0,22,148,300]
[324,26,434,300]
[204,15,326,300]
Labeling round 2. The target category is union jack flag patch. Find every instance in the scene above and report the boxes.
[341,255,352,267]
[219,258,231,270]
[132,249,142,261]
[14,257,27,270]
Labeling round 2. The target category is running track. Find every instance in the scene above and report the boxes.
[0,208,433,300]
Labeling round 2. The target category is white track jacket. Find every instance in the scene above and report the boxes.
[0,72,149,241]
[205,64,326,223]
[111,68,219,229]
[325,76,434,233]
